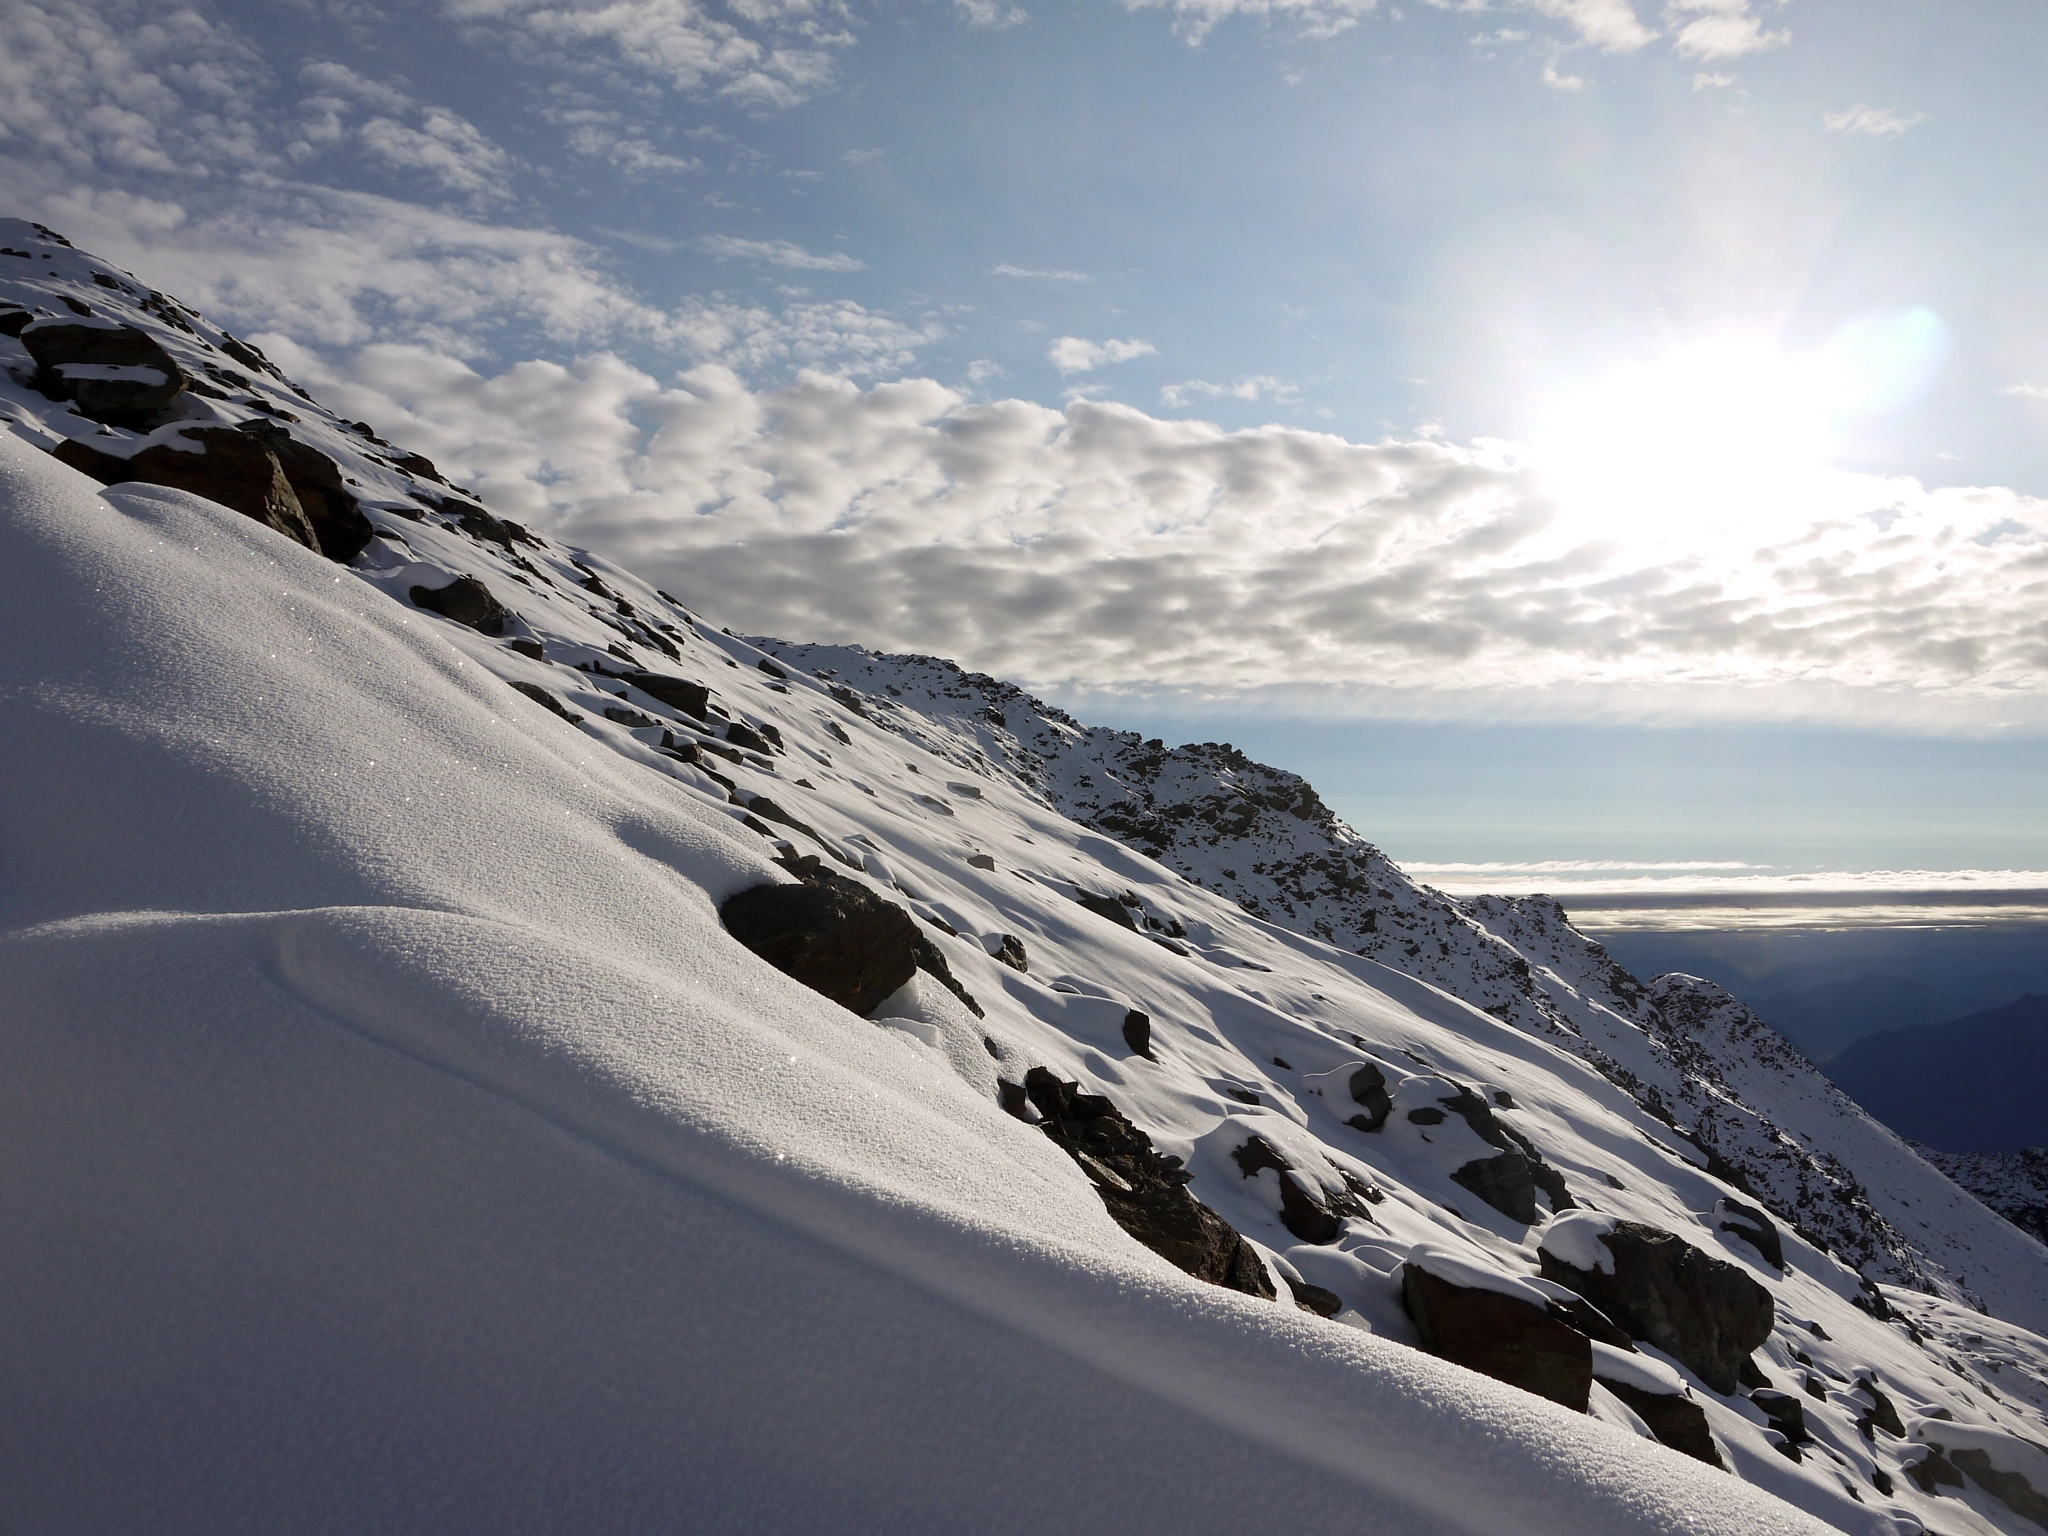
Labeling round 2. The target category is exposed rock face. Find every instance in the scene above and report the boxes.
[19,317,186,422]
[1075,891,1139,931]
[236,421,374,562]
[1949,1447,2048,1528]
[1013,1067,1275,1300]
[1434,1087,1572,1224]
[1538,1221,1773,1395]
[1451,1153,1539,1225]
[411,574,509,636]
[1345,1063,1392,1132]
[1750,1389,1810,1460]
[616,669,709,721]
[1715,1198,1784,1271]
[1231,1135,1345,1244]
[1599,1380,1724,1468]
[722,854,982,1019]
[990,933,1029,973]
[1399,1263,1592,1411]
[54,428,318,552]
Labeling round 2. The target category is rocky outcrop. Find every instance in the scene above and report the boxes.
[411,574,509,636]
[1538,1221,1772,1395]
[55,428,320,553]
[722,854,982,1019]
[1010,1067,1274,1300]
[1598,1379,1723,1468]
[1345,1063,1392,1132]
[1715,1198,1783,1271]
[1399,1263,1592,1410]
[19,316,186,423]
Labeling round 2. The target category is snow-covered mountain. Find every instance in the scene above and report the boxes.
[6,217,2048,1536]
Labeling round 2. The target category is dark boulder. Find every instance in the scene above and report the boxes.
[1598,1379,1724,1468]
[1750,1389,1810,1460]
[990,934,1029,973]
[1853,1376,1904,1439]
[1539,1221,1773,1395]
[1715,1197,1784,1270]
[1949,1448,2048,1528]
[1400,1262,1592,1410]
[235,421,374,562]
[1290,1279,1344,1317]
[1231,1136,1344,1244]
[1345,1063,1392,1132]
[726,721,774,755]
[508,680,582,724]
[1452,1152,1540,1225]
[1017,1067,1274,1300]
[1906,1447,1966,1493]
[722,854,981,1019]
[411,575,509,636]
[54,428,318,552]
[19,317,186,423]
[1121,1008,1153,1059]
[616,669,709,720]
[1076,891,1139,930]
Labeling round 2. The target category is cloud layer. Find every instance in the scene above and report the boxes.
[276,346,2048,720]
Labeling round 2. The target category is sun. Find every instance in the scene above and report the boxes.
[1527,310,1947,550]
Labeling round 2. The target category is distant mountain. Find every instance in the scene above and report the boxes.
[1748,975,1951,1062]
[1825,996,2048,1153]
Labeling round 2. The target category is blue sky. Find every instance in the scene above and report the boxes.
[4,0,2046,879]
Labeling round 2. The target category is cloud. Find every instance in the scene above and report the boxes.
[278,354,2048,721]
[700,235,866,271]
[1824,104,1929,139]
[992,264,1090,281]
[442,0,850,109]
[954,0,1029,25]
[355,109,515,199]
[1116,0,1379,45]
[1663,0,1786,59]
[1049,336,1156,372]
[1160,375,1299,406]
[1690,70,1734,89]
[1519,0,1654,53]
[2003,384,2048,401]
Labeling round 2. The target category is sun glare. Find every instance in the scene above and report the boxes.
[1529,309,1947,550]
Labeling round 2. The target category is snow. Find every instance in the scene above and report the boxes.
[1592,1342,1689,1396]
[6,218,2048,1535]
[1540,1212,1622,1275]
[1407,1242,1556,1307]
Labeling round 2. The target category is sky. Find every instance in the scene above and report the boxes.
[3,0,2047,902]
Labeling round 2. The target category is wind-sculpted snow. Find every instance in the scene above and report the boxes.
[7,220,2048,1536]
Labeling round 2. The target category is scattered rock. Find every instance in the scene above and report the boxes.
[1232,1136,1346,1244]
[1599,1380,1724,1468]
[1290,1280,1344,1317]
[19,317,186,422]
[722,853,982,1019]
[726,721,775,755]
[507,639,544,661]
[756,657,787,679]
[1121,1008,1154,1059]
[1853,1377,1904,1439]
[1015,1067,1274,1300]
[54,428,319,553]
[1451,1152,1539,1225]
[1906,1447,1965,1493]
[989,933,1029,973]
[967,853,997,870]
[1715,1198,1784,1270]
[1950,1447,2048,1528]
[411,575,508,636]
[1400,1262,1592,1410]
[1749,1390,1809,1459]
[615,669,709,720]
[234,422,375,562]
[1345,1063,1393,1132]
[1075,891,1139,931]
[1538,1221,1773,1394]
[507,680,582,724]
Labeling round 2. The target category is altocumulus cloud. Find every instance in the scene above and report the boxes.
[268,344,2048,719]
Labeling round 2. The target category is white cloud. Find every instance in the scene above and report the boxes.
[699,235,865,271]
[1160,375,1299,406]
[282,355,2048,719]
[442,0,850,109]
[954,0,1029,25]
[1663,0,1786,60]
[1541,59,1588,90]
[1049,336,1156,372]
[1519,0,1654,53]
[2003,384,2048,401]
[992,264,1090,281]
[1117,0,1379,45]
[1691,70,1734,89]
[356,109,514,199]
[1824,104,1929,139]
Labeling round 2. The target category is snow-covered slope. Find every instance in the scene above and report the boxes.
[746,639,2048,1327]
[7,218,2048,1536]
[1927,1149,2048,1248]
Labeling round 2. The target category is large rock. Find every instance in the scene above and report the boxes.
[722,854,981,1019]
[411,575,509,636]
[1345,1063,1392,1131]
[1400,1263,1592,1410]
[1015,1068,1274,1300]
[1598,1380,1724,1468]
[1451,1152,1539,1225]
[236,421,375,563]
[1539,1220,1773,1395]
[19,317,186,423]
[54,428,318,553]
